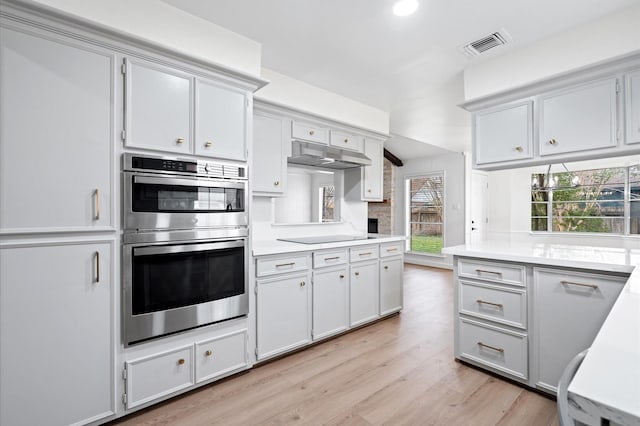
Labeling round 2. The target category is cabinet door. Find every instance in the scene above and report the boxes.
[256,272,311,360]
[195,79,247,160]
[350,260,380,327]
[474,101,533,165]
[125,58,192,154]
[253,111,288,195]
[533,268,625,393]
[539,78,618,156]
[362,138,384,201]
[380,257,403,315]
[626,70,640,144]
[0,28,113,233]
[313,266,349,340]
[0,242,114,426]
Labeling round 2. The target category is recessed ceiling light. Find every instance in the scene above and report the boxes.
[393,0,419,16]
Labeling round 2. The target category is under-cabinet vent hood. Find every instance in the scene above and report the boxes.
[288,140,372,170]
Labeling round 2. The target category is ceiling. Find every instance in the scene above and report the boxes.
[163,0,637,158]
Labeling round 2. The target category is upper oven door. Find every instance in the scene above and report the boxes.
[124,171,248,231]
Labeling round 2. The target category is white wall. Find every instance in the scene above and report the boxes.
[256,68,390,134]
[486,155,640,246]
[464,3,640,100]
[29,0,262,76]
[394,152,466,269]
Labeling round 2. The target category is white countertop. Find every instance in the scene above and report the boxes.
[252,234,406,257]
[443,238,640,425]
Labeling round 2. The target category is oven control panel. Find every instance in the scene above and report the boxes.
[125,154,246,179]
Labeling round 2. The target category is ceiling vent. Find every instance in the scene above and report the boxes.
[461,29,511,57]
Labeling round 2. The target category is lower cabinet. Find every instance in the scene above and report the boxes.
[256,271,312,360]
[350,260,380,327]
[533,267,626,393]
[313,265,349,340]
[0,241,114,426]
[379,256,403,316]
[195,330,249,383]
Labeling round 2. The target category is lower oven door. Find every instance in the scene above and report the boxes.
[123,238,248,345]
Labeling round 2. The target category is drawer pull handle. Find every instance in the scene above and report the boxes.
[359,252,372,256]
[276,262,295,268]
[324,256,340,261]
[274,181,280,186]
[309,130,315,136]
[549,138,557,145]
[176,137,185,144]
[339,274,345,279]
[177,358,185,365]
[477,342,504,353]
[344,138,349,143]
[355,272,360,277]
[94,251,100,283]
[205,141,213,148]
[205,350,213,357]
[300,281,306,287]
[384,266,389,270]
[476,299,503,308]
[475,269,502,276]
[94,188,100,220]
[515,146,523,152]
[561,280,598,290]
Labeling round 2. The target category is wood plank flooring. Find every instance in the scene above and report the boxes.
[111,264,558,426]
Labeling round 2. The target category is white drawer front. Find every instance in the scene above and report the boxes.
[458,258,525,287]
[292,121,329,144]
[125,345,194,409]
[459,319,528,380]
[195,330,248,383]
[350,245,379,263]
[379,241,404,258]
[313,249,348,268]
[329,130,363,152]
[256,254,310,277]
[459,280,527,329]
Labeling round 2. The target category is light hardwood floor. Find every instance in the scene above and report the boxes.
[112,264,558,426]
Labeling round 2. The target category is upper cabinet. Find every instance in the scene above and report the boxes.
[626,69,640,145]
[474,101,533,165]
[253,109,290,196]
[124,58,250,161]
[0,26,114,234]
[195,78,247,160]
[539,78,618,156]
[292,121,330,144]
[464,54,640,170]
[330,130,364,152]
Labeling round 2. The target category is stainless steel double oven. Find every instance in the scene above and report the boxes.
[122,153,249,345]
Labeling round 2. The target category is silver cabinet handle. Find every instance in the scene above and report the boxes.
[561,280,598,290]
[176,137,185,144]
[300,281,306,287]
[359,252,372,256]
[386,248,398,252]
[205,141,213,148]
[475,269,502,276]
[94,188,100,220]
[549,139,557,145]
[476,299,503,308]
[276,262,295,268]
[477,342,504,353]
[309,130,315,136]
[324,256,340,262]
[274,181,280,186]
[94,251,100,283]
[515,146,523,152]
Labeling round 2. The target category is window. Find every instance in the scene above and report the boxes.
[319,184,335,222]
[406,173,444,254]
[531,165,640,234]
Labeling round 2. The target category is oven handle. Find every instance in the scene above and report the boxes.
[133,175,246,190]
[134,239,245,256]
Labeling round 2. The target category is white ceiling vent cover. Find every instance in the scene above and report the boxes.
[461,29,511,57]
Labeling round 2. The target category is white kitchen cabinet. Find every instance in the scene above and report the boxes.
[252,110,290,196]
[533,267,626,393]
[330,129,364,152]
[195,78,247,160]
[362,138,384,201]
[313,265,349,340]
[350,260,380,327]
[256,271,312,360]
[626,69,640,144]
[539,77,618,156]
[195,330,248,384]
[379,256,403,316]
[291,120,330,144]
[0,27,113,233]
[0,241,114,426]
[124,57,193,154]
[474,101,533,165]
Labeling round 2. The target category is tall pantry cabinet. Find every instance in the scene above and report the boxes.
[0,15,116,426]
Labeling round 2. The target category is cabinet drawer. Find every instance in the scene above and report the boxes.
[459,318,528,380]
[256,254,310,277]
[350,245,379,263]
[459,280,526,329]
[380,241,404,258]
[313,249,348,268]
[292,121,329,144]
[125,345,194,409]
[458,258,525,287]
[195,330,248,383]
[330,130,363,152]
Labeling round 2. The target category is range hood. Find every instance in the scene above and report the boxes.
[288,140,372,170]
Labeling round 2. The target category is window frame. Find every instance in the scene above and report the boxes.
[404,171,446,257]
